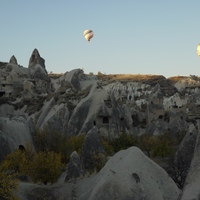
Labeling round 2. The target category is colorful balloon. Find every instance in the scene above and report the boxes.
[83,30,94,42]
[197,44,200,56]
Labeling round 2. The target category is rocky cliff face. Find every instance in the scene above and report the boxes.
[1,52,200,141]
[179,120,200,200]
[1,50,200,199]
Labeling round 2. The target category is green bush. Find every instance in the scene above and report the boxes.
[1,128,107,186]
[3,149,64,185]
[3,150,30,179]
[28,151,64,184]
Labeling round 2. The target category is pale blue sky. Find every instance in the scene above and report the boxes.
[1,1,200,77]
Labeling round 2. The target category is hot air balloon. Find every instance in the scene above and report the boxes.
[197,44,200,57]
[83,30,94,42]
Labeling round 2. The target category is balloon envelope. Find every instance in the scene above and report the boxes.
[83,30,94,42]
[197,44,200,56]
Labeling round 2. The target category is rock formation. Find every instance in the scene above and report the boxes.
[28,48,46,70]
[9,55,18,65]
[179,120,200,199]
[1,52,200,199]
[65,151,83,181]
[17,147,180,200]
[0,116,34,160]
[80,147,180,200]
[81,127,105,172]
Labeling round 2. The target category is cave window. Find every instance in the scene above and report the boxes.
[103,117,109,124]
[158,115,163,119]
[0,91,5,97]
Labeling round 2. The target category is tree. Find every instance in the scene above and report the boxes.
[165,154,189,189]
[28,151,64,184]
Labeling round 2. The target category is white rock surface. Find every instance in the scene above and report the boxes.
[79,147,180,200]
[0,116,34,152]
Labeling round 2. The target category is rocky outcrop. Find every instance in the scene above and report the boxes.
[2,52,200,198]
[28,49,50,86]
[81,127,105,172]
[179,120,200,200]
[167,123,198,189]
[0,52,51,98]
[175,123,197,167]
[28,48,46,70]
[80,147,180,200]
[62,69,83,91]
[67,99,91,136]
[9,55,18,65]
[0,134,10,161]
[0,116,34,159]
[2,53,199,139]
[36,97,70,134]
[65,151,83,181]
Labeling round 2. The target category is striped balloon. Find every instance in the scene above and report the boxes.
[83,30,94,42]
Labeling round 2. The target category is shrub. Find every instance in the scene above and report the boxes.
[97,71,103,76]
[152,133,174,160]
[34,128,85,163]
[110,133,139,153]
[3,150,29,179]
[101,138,114,156]
[0,161,19,200]
[3,148,64,185]
[89,72,94,75]
[64,134,85,162]
[138,134,158,157]
[28,151,64,184]
[152,142,173,160]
